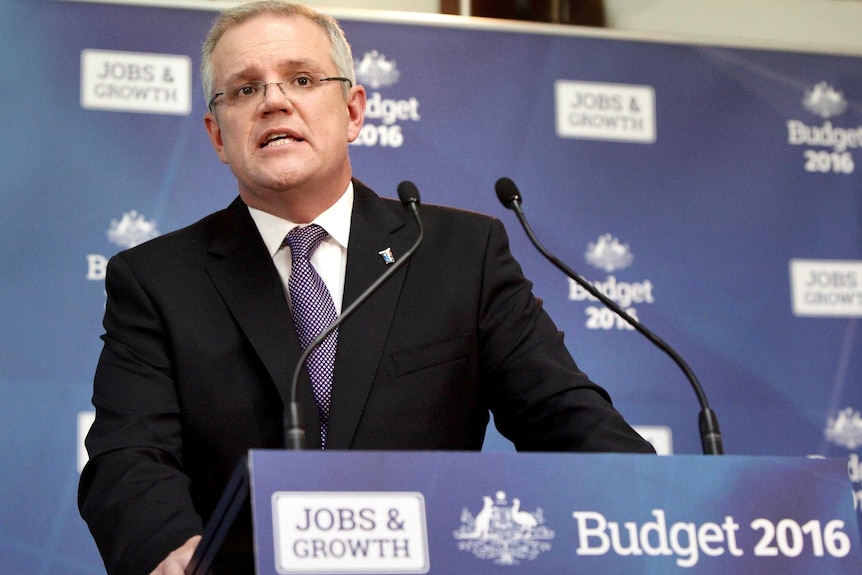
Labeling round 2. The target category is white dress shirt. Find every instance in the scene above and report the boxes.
[247,182,353,314]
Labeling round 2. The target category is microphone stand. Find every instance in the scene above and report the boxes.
[496,178,723,455]
[284,182,425,449]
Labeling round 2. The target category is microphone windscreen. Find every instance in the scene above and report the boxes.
[494,177,521,208]
[397,181,421,205]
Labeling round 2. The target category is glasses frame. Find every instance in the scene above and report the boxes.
[207,76,353,112]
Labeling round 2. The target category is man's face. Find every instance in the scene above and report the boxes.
[204,15,365,215]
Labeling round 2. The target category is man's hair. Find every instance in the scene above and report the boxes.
[200,1,355,104]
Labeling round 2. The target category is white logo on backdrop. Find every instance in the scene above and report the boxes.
[787,82,857,174]
[802,82,848,119]
[88,211,160,284]
[355,50,400,89]
[554,80,656,143]
[824,407,862,450]
[585,233,634,273]
[351,51,419,149]
[788,259,862,318]
[453,491,554,565]
[80,49,192,115]
[568,234,655,331]
[106,210,160,249]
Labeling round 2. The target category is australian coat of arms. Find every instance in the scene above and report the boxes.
[453,491,555,565]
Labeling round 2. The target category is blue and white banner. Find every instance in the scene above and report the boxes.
[248,450,862,574]
[2,1,861,572]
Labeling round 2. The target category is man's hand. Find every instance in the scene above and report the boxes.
[149,535,202,575]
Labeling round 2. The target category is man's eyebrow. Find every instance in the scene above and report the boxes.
[278,58,329,73]
[219,68,258,87]
[219,59,327,85]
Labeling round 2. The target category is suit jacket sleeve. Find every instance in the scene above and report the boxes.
[78,252,202,575]
[476,218,653,453]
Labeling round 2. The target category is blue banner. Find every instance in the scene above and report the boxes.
[1,1,861,572]
[249,450,862,574]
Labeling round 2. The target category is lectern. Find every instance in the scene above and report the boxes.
[189,451,862,574]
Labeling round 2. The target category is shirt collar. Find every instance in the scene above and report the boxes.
[248,181,354,258]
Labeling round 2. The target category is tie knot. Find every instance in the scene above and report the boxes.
[285,224,328,260]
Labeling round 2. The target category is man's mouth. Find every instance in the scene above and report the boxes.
[261,132,302,148]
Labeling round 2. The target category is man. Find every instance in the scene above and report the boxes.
[78,2,654,574]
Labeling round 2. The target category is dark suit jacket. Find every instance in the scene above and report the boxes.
[79,180,653,574]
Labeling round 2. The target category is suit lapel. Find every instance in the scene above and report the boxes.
[325,181,417,449]
[201,188,414,450]
[203,198,320,445]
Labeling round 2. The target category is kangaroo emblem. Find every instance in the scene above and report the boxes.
[453,492,555,565]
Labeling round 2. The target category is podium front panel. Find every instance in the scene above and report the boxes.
[247,451,862,574]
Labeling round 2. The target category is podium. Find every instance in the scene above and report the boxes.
[190,451,862,574]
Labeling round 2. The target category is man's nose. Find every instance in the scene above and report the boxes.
[261,82,293,111]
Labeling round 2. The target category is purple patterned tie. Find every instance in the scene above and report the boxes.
[284,224,337,448]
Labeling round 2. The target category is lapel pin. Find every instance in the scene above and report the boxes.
[378,247,396,265]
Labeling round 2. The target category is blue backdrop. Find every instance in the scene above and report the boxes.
[1,1,861,572]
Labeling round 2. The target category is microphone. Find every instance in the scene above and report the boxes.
[284,181,425,449]
[494,177,723,455]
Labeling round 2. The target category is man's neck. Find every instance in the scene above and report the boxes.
[240,177,352,223]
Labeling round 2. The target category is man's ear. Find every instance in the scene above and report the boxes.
[204,112,228,164]
[346,85,367,143]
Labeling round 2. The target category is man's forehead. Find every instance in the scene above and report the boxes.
[216,14,330,53]
[213,16,333,79]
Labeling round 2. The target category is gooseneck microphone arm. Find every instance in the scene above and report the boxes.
[284,181,425,450]
[494,177,723,455]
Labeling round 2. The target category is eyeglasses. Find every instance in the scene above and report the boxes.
[208,75,353,111]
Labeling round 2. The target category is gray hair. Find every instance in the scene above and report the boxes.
[201,1,356,104]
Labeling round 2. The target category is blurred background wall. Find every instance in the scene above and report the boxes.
[85,0,862,54]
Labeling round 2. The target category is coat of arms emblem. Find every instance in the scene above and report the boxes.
[453,491,554,565]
